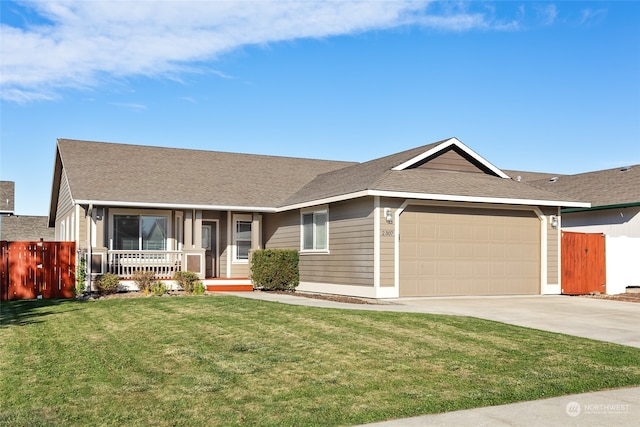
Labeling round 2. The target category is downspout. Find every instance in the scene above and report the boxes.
[86,204,93,293]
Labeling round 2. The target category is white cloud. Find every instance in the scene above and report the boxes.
[579,8,607,26]
[0,0,528,103]
[537,4,558,26]
[110,102,147,112]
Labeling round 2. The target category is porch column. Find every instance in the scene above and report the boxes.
[194,210,203,248]
[184,210,193,248]
[252,213,262,250]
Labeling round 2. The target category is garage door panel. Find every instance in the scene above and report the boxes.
[400,206,540,297]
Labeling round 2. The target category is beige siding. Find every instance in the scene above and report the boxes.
[264,211,299,248]
[542,206,560,284]
[416,147,485,173]
[264,198,375,287]
[379,198,405,287]
[55,171,74,221]
[303,198,374,286]
[78,206,87,250]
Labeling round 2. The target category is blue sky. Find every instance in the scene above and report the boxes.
[1,1,639,216]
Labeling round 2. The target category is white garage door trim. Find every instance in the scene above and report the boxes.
[393,200,547,297]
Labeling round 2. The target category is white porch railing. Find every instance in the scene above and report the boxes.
[107,250,183,279]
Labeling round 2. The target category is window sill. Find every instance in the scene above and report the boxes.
[299,249,330,255]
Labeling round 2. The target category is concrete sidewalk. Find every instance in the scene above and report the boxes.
[223,291,640,426]
[362,386,640,427]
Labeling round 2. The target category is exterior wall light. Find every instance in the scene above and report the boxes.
[384,208,393,224]
[550,215,558,229]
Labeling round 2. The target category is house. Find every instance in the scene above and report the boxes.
[0,181,14,216]
[49,137,587,298]
[0,215,55,241]
[0,181,56,241]
[513,165,640,294]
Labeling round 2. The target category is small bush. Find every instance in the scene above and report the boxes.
[151,281,167,296]
[76,256,87,296]
[250,249,299,291]
[95,273,120,295]
[173,271,200,294]
[193,281,205,295]
[133,270,156,295]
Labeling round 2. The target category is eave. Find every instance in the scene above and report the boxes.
[277,190,590,212]
[562,201,640,213]
[73,199,278,213]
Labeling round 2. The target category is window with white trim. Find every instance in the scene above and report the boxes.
[301,209,328,251]
[113,215,167,250]
[234,216,252,261]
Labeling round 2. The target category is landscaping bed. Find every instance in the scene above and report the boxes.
[581,292,640,303]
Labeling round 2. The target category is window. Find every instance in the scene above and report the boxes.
[234,219,252,261]
[302,209,328,251]
[114,215,167,250]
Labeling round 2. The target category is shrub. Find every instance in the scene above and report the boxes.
[76,256,87,296]
[151,281,167,296]
[95,273,120,295]
[193,281,205,295]
[250,249,299,291]
[173,271,200,294]
[133,270,156,295]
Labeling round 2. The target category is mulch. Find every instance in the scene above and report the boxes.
[579,292,640,303]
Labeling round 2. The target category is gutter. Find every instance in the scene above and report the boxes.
[562,201,640,213]
[73,199,277,213]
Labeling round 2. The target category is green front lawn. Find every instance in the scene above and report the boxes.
[1,295,639,426]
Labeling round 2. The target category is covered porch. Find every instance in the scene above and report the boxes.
[83,207,263,292]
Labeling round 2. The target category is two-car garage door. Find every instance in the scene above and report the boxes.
[399,205,540,297]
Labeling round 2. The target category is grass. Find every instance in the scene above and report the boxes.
[1,295,640,426]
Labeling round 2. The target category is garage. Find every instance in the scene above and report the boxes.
[399,205,541,297]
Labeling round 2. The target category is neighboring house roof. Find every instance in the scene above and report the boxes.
[0,181,15,214]
[49,137,588,223]
[523,165,640,210]
[0,215,55,241]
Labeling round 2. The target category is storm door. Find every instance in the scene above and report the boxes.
[202,222,218,278]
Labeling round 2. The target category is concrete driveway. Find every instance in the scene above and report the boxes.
[383,295,640,348]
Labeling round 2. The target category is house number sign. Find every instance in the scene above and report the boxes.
[381,230,394,237]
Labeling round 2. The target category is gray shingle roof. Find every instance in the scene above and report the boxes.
[0,215,55,241]
[56,139,355,209]
[0,181,15,213]
[53,138,585,213]
[282,140,446,205]
[526,165,640,208]
[373,169,579,202]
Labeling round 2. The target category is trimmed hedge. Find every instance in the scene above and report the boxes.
[250,249,299,291]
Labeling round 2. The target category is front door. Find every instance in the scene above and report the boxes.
[202,223,218,278]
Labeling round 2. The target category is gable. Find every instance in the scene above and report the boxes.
[391,137,509,178]
[406,145,494,174]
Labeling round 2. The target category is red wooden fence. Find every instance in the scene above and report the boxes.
[0,241,76,301]
[561,231,606,295]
